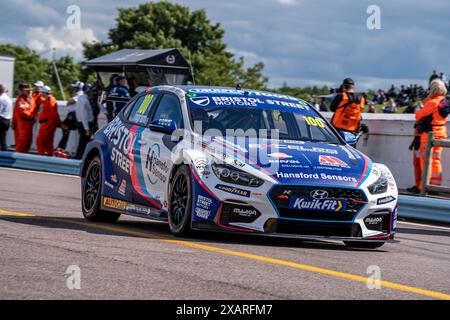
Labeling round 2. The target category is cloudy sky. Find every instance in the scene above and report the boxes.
[1,0,449,89]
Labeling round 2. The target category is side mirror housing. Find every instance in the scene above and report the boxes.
[339,131,357,145]
[149,119,177,135]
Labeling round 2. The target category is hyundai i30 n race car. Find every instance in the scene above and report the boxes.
[80,85,398,249]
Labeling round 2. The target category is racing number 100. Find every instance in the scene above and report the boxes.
[303,116,325,128]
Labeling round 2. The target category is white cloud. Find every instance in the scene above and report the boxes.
[26,26,97,60]
[277,0,298,5]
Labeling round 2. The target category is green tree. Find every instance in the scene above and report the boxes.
[0,44,51,96]
[83,1,267,89]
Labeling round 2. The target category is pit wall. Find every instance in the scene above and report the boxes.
[6,103,450,189]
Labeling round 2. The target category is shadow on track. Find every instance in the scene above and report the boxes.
[397,227,450,238]
[0,215,388,252]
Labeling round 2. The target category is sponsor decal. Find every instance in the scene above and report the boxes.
[104,181,114,189]
[268,159,302,165]
[111,148,132,174]
[275,172,357,183]
[310,189,329,199]
[364,214,386,231]
[102,197,126,210]
[289,197,346,212]
[165,54,176,64]
[193,158,210,176]
[249,143,338,155]
[190,96,210,106]
[104,118,135,174]
[215,184,251,198]
[196,195,213,210]
[195,207,210,219]
[303,116,325,128]
[118,180,127,196]
[377,196,396,205]
[319,155,350,168]
[194,195,213,220]
[365,216,383,225]
[145,143,169,184]
[126,203,156,217]
[186,89,310,110]
[233,208,259,218]
[268,152,292,159]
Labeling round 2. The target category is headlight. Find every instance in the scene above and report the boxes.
[212,163,264,187]
[367,171,388,194]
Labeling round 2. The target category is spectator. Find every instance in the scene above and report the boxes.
[330,78,365,134]
[373,89,387,104]
[387,84,398,98]
[12,84,37,153]
[104,74,119,122]
[36,86,61,156]
[367,103,376,113]
[429,70,439,84]
[416,79,448,190]
[318,98,328,112]
[75,84,94,159]
[57,81,83,152]
[439,72,447,82]
[128,77,139,97]
[0,84,13,151]
[383,97,397,113]
[108,75,131,117]
[88,80,102,133]
[32,81,46,111]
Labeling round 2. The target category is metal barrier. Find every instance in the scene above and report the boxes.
[420,132,450,196]
[0,151,81,176]
[398,195,450,223]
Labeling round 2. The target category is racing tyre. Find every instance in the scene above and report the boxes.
[344,241,385,249]
[82,156,120,223]
[168,165,193,237]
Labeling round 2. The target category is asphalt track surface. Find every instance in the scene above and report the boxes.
[0,168,449,300]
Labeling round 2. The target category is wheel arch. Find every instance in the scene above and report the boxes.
[81,147,101,179]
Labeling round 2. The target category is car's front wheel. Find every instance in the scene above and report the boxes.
[168,165,193,237]
[82,156,120,223]
[344,241,385,249]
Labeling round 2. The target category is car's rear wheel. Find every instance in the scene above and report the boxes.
[168,165,192,237]
[344,241,385,249]
[82,156,120,222]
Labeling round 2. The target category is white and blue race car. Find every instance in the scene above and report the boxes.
[80,86,398,249]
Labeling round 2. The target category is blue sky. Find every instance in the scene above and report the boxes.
[1,0,449,90]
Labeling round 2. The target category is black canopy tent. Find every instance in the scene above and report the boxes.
[85,48,192,88]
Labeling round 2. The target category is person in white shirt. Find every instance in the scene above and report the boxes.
[0,84,13,151]
[75,84,94,159]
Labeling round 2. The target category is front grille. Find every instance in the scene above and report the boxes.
[269,185,367,222]
[265,219,362,237]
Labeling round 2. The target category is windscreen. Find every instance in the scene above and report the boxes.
[186,89,341,144]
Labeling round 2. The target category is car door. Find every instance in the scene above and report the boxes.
[105,93,158,205]
[133,92,185,212]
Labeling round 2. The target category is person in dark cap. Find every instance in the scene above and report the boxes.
[108,75,131,119]
[330,78,365,135]
[12,83,37,153]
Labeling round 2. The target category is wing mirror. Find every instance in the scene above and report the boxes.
[149,119,177,134]
[339,131,357,146]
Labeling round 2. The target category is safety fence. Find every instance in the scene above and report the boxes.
[0,151,449,224]
[0,151,81,176]
[420,132,450,196]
